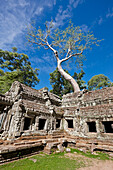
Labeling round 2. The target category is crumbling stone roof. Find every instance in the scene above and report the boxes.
[80,103,113,117]
[0,94,13,105]
[83,87,113,101]
[22,99,49,114]
[4,81,61,106]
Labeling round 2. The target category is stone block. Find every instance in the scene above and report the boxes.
[57,144,64,152]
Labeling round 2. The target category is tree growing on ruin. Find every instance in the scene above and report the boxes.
[88,74,113,91]
[0,48,39,93]
[50,68,86,97]
[27,21,100,92]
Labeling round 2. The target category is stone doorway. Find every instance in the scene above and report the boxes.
[66,119,73,128]
[102,121,113,133]
[87,122,97,132]
[56,119,61,129]
[23,117,31,130]
[39,119,46,130]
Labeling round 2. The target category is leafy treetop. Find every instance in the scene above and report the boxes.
[88,74,113,91]
[0,48,39,93]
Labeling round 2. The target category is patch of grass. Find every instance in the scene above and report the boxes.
[0,152,85,170]
[71,148,110,160]
[0,149,111,170]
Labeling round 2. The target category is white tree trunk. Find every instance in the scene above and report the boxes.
[57,60,80,93]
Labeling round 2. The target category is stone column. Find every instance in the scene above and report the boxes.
[14,106,23,137]
[49,106,54,131]
[34,116,39,130]
[54,119,56,130]
[8,101,23,138]
[20,117,25,132]
[96,120,104,138]
[64,119,68,130]
[60,119,63,130]
[44,119,48,130]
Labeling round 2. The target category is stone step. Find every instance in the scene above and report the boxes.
[20,135,46,140]
[14,140,43,146]
[51,135,65,138]
[51,132,65,136]
[44,141,60,154]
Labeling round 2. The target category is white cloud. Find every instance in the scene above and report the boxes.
[81,24,88,32]
[18,0,30,7]
[54,6,71,27]
[31,52,56,73]
[98,17,103,25]
[69,0,85,8]
[35,7,44,15]
[106,8,113,18]
[0,0,56,50]
[69,0,74,4]
[52,0,85,29]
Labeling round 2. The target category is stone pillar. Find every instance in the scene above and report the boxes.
[64,119,68,130]
[73,118,76,130]
[74,116,80,134]
[44,119,48,130]
[0,106,9,131]
[96,120,104,138]
[83,122,89,136]
[14,106,23,137]
[54,119,56,130]
[49,106,54,131]
[80,117,86,136]
[60,119,63,130]
[34,116,39,130]
[20,117,25,132]
[8,101,23,138]
[96,120,100,134]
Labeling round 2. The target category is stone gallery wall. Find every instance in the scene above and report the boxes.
[0,81,113,141]
[62,88,113,139]
[0,81,63,140]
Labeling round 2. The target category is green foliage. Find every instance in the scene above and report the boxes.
[50,68,86,97]
[71,148,110,160]
[0,152,85,170]
[88,74,113,91]
[0,48,39,93]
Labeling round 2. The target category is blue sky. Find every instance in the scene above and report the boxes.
[0,0,113,90]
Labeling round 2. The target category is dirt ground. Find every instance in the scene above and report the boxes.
[64,152,113,170]
[79,159,113,170]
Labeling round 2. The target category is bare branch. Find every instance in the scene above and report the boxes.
[61,50,83,63]
[65,42,71,58]
[46,41,56,53]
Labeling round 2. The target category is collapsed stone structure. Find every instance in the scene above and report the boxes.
[0,81,113,162]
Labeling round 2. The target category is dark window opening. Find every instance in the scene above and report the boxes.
[39,119,46,130]
[56,119,61,128]
[87,122,97,132]
[62,142,68,147]
[67,119,73,128]
[102,121,113,133]
[23,117,31,130]
[77,108,79,112]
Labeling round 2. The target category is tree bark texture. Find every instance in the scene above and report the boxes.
[57,59,80,93]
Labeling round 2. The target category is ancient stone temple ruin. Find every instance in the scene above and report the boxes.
[0,81,113,163]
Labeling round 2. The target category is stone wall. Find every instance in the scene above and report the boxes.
[0,81,63,140]
[62,88,113,139]
[0,81,113,142]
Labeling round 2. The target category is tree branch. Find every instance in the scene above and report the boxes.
[60,50,83,63]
